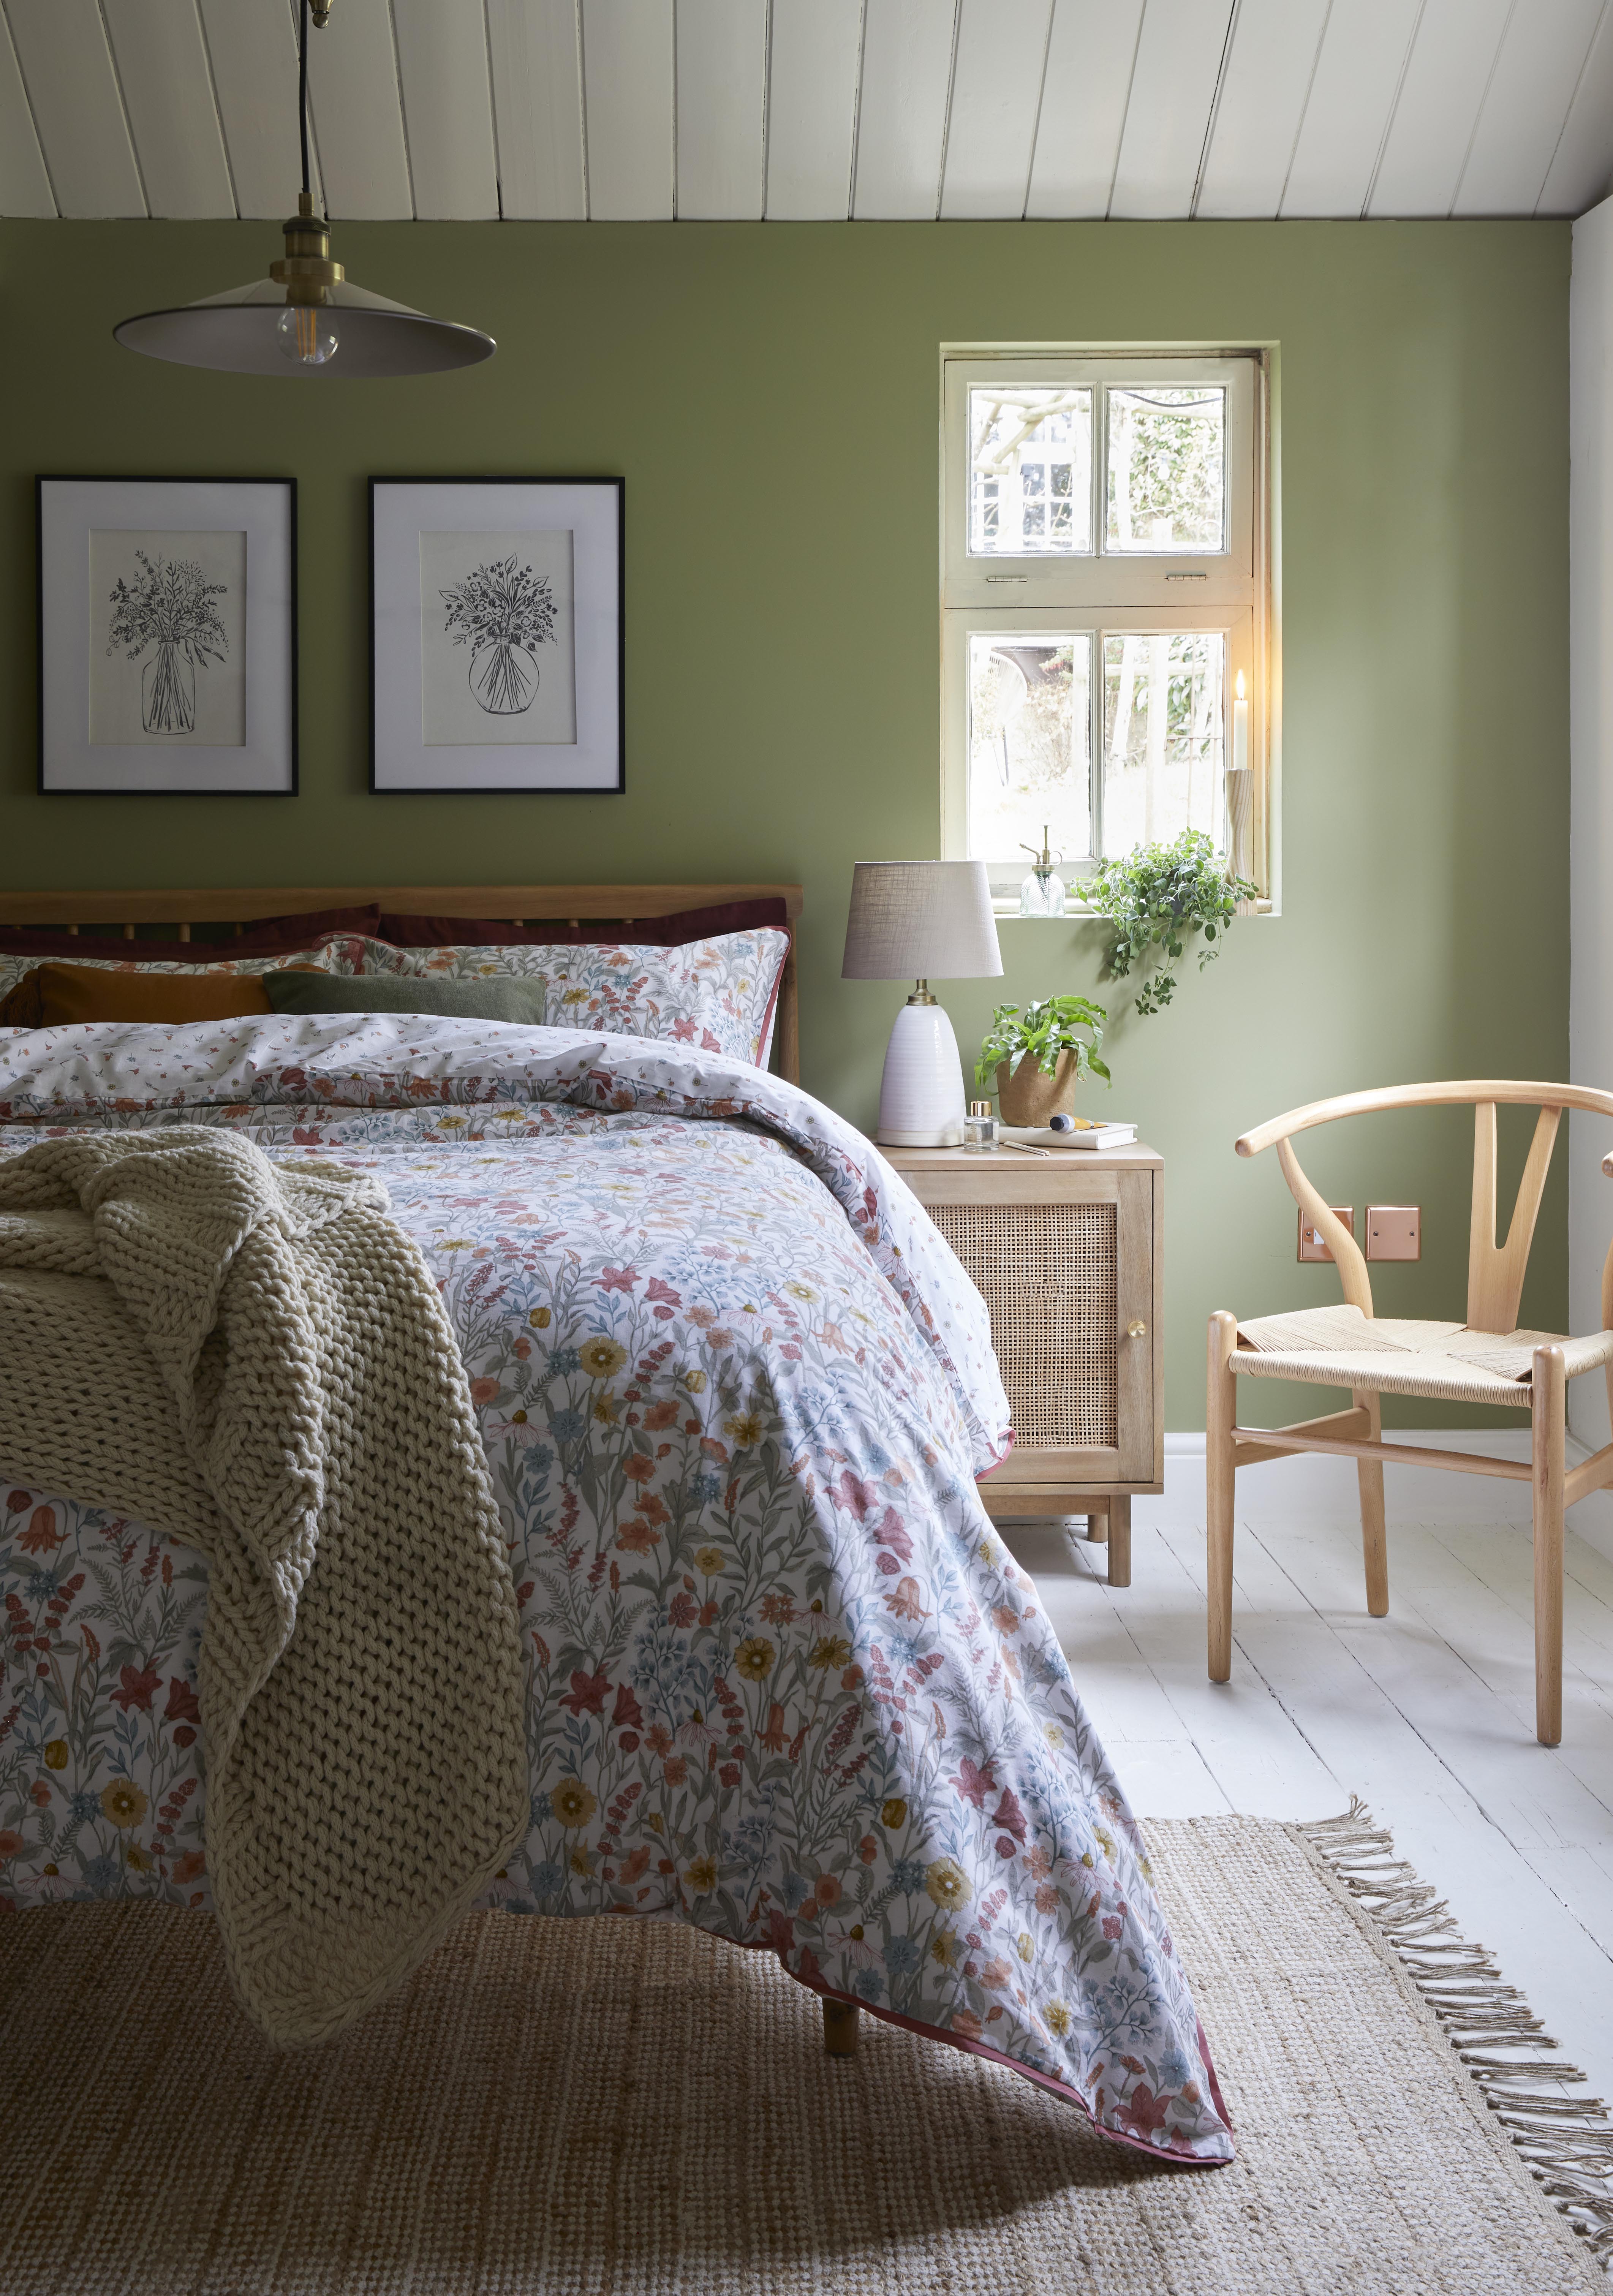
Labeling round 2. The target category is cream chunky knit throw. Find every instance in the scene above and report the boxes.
[0,1129,528,2046]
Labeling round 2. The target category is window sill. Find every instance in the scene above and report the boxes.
[991,897,1274,920]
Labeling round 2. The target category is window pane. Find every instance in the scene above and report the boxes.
[1105,386,1226,553]
[969,389,1093,556]
[968,633,1092,862]
[1100,632,1224,855]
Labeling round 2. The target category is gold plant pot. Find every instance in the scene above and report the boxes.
[995,1050,1079,1127]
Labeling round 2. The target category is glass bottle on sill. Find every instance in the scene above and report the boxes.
[963,1100,999,1153]
[1018,828,1067,918]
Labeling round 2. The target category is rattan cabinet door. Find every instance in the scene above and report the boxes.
[1110,1169,1158,1483]
[918,1167,1156,1487]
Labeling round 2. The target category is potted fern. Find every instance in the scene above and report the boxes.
[977,995,1109,1126]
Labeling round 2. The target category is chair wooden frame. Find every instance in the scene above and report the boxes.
[0,883,804,1085]
[1208,1080,1613,1747]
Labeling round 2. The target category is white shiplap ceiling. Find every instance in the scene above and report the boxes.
[2,0,1611,225]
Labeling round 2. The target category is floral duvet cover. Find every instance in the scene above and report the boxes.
[0,1015,1232,2165]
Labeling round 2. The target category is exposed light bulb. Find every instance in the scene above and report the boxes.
[277,302,338,366]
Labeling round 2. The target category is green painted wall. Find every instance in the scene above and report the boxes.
[0,218,1570,1429]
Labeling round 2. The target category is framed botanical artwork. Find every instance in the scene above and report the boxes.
[370,477,623,794]
[37,476,296,794]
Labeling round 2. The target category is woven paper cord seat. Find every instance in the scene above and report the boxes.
[1232,1302,1613,1408]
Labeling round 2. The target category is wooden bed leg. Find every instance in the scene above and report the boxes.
[822,1997,860,2056]
[1106,1496,1131,1588]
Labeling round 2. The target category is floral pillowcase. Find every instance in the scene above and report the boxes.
[0,934,369,1003]
[365,930,791,1068]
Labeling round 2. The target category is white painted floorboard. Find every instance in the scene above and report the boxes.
[1000,1444,1613,2109]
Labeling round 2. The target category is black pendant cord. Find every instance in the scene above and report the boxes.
[298,0,312,207]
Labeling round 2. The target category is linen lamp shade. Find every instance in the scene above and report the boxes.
[841,862,1003,983]
[841,862,1003,1149]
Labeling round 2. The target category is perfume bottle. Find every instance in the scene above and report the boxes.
[963,1100,999,1153]
[1018,827,1068,918]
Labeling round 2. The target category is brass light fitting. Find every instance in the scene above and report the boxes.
[270,193,346,305]
[267,194,345,366]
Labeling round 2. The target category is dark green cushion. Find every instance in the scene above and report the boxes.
[263,971,551,1024]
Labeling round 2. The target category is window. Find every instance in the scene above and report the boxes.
[941,350,1273,910]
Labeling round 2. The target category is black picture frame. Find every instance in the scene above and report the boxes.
[37,474,297,796]
[369,475,625,795]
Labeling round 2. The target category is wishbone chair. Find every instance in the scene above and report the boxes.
[1207,1080,1613,1746]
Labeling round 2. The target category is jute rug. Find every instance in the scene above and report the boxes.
[2,1809,1608,2293]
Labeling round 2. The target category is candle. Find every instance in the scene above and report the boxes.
[1224,669,1254,895]
[1232,668,1248,775]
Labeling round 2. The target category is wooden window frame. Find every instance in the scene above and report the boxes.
[940,345,1277,912]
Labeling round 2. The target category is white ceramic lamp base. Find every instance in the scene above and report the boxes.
[876,999,966,1147]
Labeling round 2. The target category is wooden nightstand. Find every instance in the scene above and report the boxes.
[883,1143,1163,1589]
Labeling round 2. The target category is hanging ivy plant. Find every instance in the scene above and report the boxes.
[1086,829,1258,1018]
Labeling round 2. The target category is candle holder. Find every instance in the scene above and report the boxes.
[1223,766,1256,912]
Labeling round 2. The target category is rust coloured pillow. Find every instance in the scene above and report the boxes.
[0,963,274,1029]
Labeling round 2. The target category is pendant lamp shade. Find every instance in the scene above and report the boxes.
[114,277,495,380]
[112,0,493,382]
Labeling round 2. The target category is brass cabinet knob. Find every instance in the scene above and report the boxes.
[1126,1319,1148,1339]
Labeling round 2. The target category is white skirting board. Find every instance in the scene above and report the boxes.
[1151,1428,1613,1561]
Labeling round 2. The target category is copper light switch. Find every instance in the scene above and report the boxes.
[1366,1205,1421,1262]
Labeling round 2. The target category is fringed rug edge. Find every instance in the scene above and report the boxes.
[1290,1798,1613,2273]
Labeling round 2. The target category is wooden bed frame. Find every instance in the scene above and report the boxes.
[0,883,805,1084]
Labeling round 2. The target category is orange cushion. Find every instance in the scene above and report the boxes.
[0,963,274,1029]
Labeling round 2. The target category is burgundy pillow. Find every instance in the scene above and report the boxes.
[378,898,789,948]
[0,903,382,964]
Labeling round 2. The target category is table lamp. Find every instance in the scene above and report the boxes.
[841,860,1003,1147]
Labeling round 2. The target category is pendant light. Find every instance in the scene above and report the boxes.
[114,0,495,380]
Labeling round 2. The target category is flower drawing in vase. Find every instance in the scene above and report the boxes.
[106,551,228,738]
[440,554,558,718]
[143,644,194,735]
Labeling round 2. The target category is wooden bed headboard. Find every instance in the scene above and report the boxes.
[0,882,805,1085]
